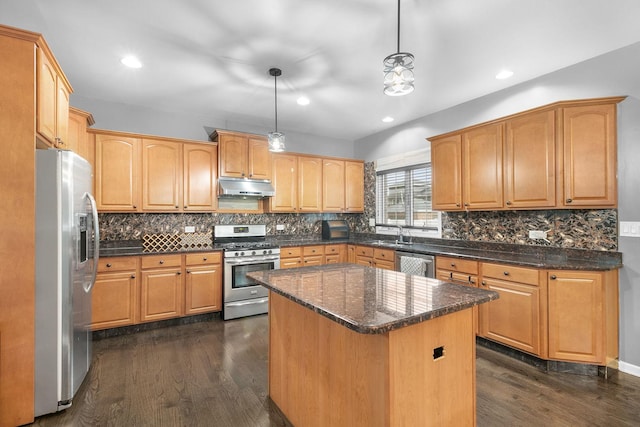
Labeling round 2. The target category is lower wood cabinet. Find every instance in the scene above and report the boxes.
[280,244,348,269]
[436,256,479,334]
[547,269,618,365]
[185,252,222,315]
[140,254,183,322]
[351,245,395,270]
[92,257,139,330]
[479,262,545,357]
[280,246,303,269]
[92,252,222,330]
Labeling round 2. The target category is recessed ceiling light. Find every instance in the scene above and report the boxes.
[121,55,142,69]
[495,69,514,80]
[296,96,310,106]
[382,116,394,123]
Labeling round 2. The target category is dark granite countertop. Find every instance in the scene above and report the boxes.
[98,234,622,271]
[248,263,498,334]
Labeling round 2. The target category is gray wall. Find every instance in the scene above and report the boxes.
[71,94,356,159]
[355,42,640,373]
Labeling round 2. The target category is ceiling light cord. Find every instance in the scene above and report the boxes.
[274,72,278,133]
[396,0,401,54]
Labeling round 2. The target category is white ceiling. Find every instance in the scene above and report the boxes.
[2,0,640,141]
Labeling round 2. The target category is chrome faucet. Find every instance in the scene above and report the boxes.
[397,226,405,243]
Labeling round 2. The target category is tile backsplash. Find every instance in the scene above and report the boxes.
[98,161,618,251]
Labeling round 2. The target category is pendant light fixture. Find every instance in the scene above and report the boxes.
[383,0,414,96]
[268,67,286,152]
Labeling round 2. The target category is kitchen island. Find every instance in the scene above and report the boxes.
[248,263,498,427]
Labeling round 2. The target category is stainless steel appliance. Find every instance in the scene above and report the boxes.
[215,224,280,320]
[395,251,435,278]
[34,149,99,416]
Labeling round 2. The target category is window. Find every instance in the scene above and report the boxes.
[376,163,441,237]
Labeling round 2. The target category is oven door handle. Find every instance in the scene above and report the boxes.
[224,256,280,265]
[226,298,269,307]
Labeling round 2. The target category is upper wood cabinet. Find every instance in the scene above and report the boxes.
[93,130,217,213]
[270,153,298,212]
[36,46,72,149]
[298,155,323,212]
[561,103,617,207]
[505,110,556,208]
[431,135,463,210]
[463,123,504,210]
[183,143,217,211]
[95,133,142,212]
[345,161,364,212]
[67,107,95,161]
[142,139,182,211]
[428,97,624,211]
[213,130,271,180]
[322,159,345,212]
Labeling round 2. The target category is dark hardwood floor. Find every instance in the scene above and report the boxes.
[31,315,640,426]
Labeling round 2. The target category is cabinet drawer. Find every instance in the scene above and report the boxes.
[325,245,343,255]
[98,256,138,272]
[374,248,394,261]
[281,246,302,257]
[141,254,182,269]
[303,245,324,256]
[436,256,478,275]
[185,252,221,266]
[482,262,539,286]
[356,246,374,257]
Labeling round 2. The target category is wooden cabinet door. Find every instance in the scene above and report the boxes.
[95,133,141,211]
[463,123,504,209]
[67,108,92,160]
[325,244,346,263]
[140,268,183,322]
[430,135,463,210]
[270,153,298,212]
[218,134,248,178]
[55,77,69,147]
[298,156,323,212]
[185,264,222,314]
[322,159,345,212]
[505,110,555,208]
[36,48,57,145]
[142,139,182,211]
[479,278,541,356]
[345,161,364,212]
[562,103,617,207]
[91,271,137,330]
[547,271,604,363]
[183,143,217,211]
[248,137,271,180]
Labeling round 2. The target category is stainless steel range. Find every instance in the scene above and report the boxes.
[214,224,280,320]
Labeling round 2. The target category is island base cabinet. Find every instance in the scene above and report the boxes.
[268,292,476,427]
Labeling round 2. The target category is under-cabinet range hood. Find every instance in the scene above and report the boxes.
[218,177,275,198]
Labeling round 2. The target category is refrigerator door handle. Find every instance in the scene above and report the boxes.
[84,192,100,293]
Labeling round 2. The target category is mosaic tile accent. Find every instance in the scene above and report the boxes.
[442,209,617,251]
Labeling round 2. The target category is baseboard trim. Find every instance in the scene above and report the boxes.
[619,361,640,378]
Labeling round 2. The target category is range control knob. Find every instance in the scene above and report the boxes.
[252,251,256,256]
[268,249,272,254]
[240,251,245,256]
[262,250,268,255]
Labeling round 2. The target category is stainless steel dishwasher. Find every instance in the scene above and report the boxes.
[395,251,435,278]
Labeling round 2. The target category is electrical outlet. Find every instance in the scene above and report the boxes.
[369,218,376,227]
[184,226,195,233]
[276,224,285,231]
[620,221,640,237]
[529,230,547,240]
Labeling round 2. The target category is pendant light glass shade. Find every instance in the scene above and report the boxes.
[268,67,285,152]
[383,0,414,96]
[383,52,415,96]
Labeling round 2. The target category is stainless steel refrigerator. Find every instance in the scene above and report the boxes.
[34,149,99,417]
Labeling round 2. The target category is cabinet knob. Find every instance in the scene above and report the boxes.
[133,205,137,209]
[481,281,486,286]
[203,257,207,261]
[456,203,461,207]
[106,263,112,268]
[177,271,182,275]
[503,271,510,276]
[506,200,512,206]
[130,274,136,279]
[450,263,456,267]
[449,272,453,279]
[566,198,573,203]
[464,203,469,207]
[175,205,179,209]
[550,275,557,280]
[184,206,188,209]
[159,260,164,264]
[186,269,191,274]
[469,277,475,284]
